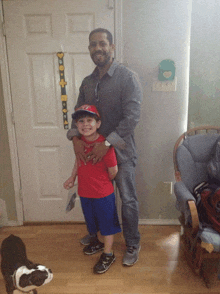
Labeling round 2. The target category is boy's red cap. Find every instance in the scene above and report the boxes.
[72,105,100,119]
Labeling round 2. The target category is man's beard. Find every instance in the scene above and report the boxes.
[91,51,111,67]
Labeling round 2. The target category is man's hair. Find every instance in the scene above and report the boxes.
[75,112,100,122]
[89,28,113,45]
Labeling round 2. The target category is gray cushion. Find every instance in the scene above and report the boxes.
[176,133,220,192]
[208,139,220,182]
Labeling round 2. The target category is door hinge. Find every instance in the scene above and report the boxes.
[108,0,114,9]
[2,21,6,37]
[11,111,15,125]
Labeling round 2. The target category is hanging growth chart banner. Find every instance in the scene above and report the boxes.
[57,52,69,129]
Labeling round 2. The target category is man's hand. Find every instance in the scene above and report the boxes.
[86,141,109,164]
[72,136,87,164]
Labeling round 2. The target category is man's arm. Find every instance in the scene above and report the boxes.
[66,81,88,163]
[106,71,142,148]
[72,136,88,164]
[67,80,86,141]
[87,72,142,163]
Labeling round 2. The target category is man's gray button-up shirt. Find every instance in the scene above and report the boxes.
[67,60,143,164]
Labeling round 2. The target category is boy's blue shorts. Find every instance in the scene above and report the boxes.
[80,192,121,236]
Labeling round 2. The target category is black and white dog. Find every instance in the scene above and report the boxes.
[1,234,53,294]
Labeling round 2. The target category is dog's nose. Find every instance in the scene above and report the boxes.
[49,269,52,274]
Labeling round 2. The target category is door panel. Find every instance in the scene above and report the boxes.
[3,0,114,221]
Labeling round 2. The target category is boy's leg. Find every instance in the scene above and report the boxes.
[104,235,114,254]
[93,194,121,274]
[80,197,98,235]
[80,197,104,254]
[94,234,116,274]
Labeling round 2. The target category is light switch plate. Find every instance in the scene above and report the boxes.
[163,182,173,194]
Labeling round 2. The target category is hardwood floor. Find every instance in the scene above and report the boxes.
[0,224,220,294]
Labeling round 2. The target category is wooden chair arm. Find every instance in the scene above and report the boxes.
[188,200,200,235]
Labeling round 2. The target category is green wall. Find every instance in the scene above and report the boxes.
[188,0,220,128]
[0,67,17,221]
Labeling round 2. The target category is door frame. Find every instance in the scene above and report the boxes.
[0,0,23,226]
[1,0,123,226]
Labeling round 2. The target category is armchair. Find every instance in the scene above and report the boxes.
[173,126,220,287]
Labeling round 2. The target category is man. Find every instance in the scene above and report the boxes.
[67,28,142,266]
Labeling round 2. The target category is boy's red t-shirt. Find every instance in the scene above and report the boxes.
[77,135,117,198]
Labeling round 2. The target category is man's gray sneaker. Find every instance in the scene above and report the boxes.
[123,245,141,266]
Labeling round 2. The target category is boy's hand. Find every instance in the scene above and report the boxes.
[63,176,75,190]
[72,136,87,164]
[86,142,109,164]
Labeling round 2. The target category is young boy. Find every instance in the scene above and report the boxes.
[63,105,121,274]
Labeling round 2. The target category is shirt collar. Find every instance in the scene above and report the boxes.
[108,59,119,76]
[91,59,119,79]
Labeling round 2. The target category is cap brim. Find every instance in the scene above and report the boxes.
[72,109,98,120]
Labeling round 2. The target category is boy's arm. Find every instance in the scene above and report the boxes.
[63,161,78,190]
[71,160,78,177]
[108,165,118,180]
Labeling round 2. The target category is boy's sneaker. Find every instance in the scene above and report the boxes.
[83,239,104,255]
[80,234,94,246]
[94,253,116,274]
[122,245,141,266]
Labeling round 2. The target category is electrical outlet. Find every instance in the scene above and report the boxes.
[152,77,177,92]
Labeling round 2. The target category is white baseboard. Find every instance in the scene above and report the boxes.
[0,220,20,227]
[2,219,180,227]
[0,199,21,227]
[0,199,8,227]
[7,220,20,227]
[139,219,180,225]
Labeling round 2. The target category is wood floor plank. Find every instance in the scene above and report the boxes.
[0,224,220,293]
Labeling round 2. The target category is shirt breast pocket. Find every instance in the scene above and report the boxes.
[84,84,96,103]
[100,86,121,107]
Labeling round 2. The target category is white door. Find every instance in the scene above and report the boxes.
[3,0,114,221]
